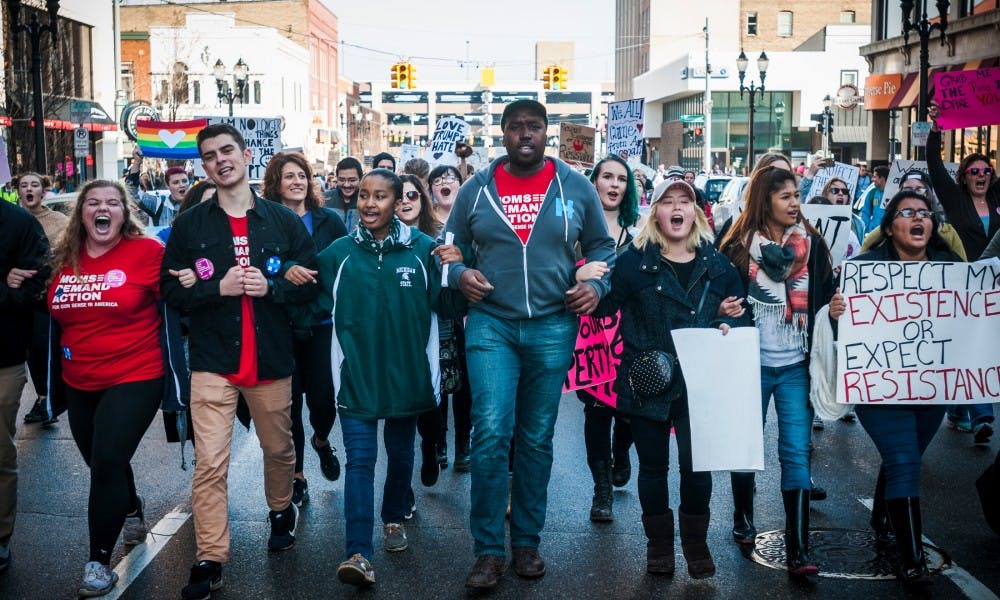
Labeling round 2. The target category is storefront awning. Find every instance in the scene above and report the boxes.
[2,97,118,132]
[888,57,999,109]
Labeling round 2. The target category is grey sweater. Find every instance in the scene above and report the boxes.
[445,156,616,320]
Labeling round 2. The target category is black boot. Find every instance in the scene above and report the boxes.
[871,469,894,548]
[731,472,756,544]
[679,510,716,579]
[611,420,632,487]
[782,489,818,577]
[641,511,675,575]
[588,460,613,522]
[887,497,930,585]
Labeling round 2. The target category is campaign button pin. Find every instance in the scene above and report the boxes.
[265,255,282,275]
[195,258,215,280]
[105,269,127,288]
[63,346,72,360]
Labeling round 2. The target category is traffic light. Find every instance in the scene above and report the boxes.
[408,62,417,89]
[390,63,400,89]
[397,62,410,89]
[480,67,495,88]
[542,66,553,90]
[810,112,825,134]
[551,65,567,90]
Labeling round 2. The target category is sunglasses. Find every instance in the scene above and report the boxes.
[894,208,933,220]
[965,167,994,176]
[403,190,421,201]
[829,187,849,195]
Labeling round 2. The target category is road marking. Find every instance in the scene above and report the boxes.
[104,506,191,600]
[858,497,998,600]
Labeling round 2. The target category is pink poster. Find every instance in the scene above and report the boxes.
[933,67,1000,130]
[562,312,622,408]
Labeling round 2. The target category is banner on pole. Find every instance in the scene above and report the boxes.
[836,259,1000,405]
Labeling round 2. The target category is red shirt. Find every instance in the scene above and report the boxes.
[48,236,164,390]
[494,160,556,245]
[224,215,262,387]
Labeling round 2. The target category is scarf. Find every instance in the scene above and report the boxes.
[352,216,407,250]
[747,224,811,352]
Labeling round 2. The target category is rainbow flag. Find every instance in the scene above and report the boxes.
[136,119,206,159]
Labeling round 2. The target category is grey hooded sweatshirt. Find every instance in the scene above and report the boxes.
[445,156,616,320]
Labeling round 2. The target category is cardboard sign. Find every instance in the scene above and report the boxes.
[558,123,595,168]
[564,308,623,408]
[204,116,282,180]
[911,121,932,147]
[428,117,469,166]
[933,67,1000,130]
[801,204,854,266]
[806,162,861,201]
[607,98,645,159]
[883,159,960,201]
[398,143,422,169]
[673,327,764,472]
[836,259,1000,405]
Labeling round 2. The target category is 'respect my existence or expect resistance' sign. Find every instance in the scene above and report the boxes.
[836,259,1000,405]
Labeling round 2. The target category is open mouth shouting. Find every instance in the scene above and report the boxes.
[94,214,113,235]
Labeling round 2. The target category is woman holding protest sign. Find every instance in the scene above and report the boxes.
[589,178,743,578]
[719,166,844,577]
[850,189,961,586]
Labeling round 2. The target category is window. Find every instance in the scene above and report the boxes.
[840,70,858,86]
[777,11,793,37]
[840,10,856,23]
[192,80,201,104]
[254,80,262,104]
[172,62,189,104]
[746,12,758,36]
[121,62,134,102]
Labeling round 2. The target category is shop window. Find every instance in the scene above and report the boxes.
[840,70,858,86]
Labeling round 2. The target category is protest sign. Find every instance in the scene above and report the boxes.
[0,138,11,186]
[136,119,206,159]
[883,159,959,200]
[801,204,854,266]
[563,312,622,408]
[836,259,1000,405]
[672,327,764,472]
[398,143,422,169]
[806,161,861,200]
[204,116,282,180]
[911,121,931,147]
[933,67,1000,130]
[607,98,645,159]
[427,117,469,166]
[558,122,595,168]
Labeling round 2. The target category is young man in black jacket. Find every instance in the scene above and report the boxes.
[162,124,318,599]
[0,200,50,571]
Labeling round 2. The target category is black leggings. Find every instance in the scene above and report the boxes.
[581,396,633,464]
[27,309,49,396]
[291,324,337,474]
[66,378,162,564]
[630,396,712,517]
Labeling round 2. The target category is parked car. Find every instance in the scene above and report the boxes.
[42,193,77,216]
[694,175,732,204]
[712,176,749,235]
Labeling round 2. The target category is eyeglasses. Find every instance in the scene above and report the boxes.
[431,176,457,187]
[829,187,849,195]
[403,190,421,201]
[894,208,933,220]
[965,167,994,176]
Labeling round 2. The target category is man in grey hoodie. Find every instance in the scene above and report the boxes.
[446,100,616,589]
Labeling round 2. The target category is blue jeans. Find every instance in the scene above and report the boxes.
[340,415,417,559]
[947,403,995,427]
[855,405,945,499]
[465,309,578,556]
[760,361,812,491]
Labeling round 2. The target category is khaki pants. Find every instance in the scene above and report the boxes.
[190,372,293,562]
[0,364,27,546]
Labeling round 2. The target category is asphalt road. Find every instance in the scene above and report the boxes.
[3,380,998,599]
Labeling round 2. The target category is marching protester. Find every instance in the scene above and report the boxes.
[125,148,189,229]
[0,199,50,573]
[262,152,347,507]
[16,172,68,426]
[324,157,363,232]
[857,166,889,235]
[851,189,962,585]
[161,124,318,600]
[157,181,218,244]
[372,152,396,172]
[403,158,431,188]
[577,155,640,523]
[45,180,165,596]
[591,178,744,577]
[719,166,843,577]
[309,169,451,586]
[444,99,616,589]
[428,164,473,472]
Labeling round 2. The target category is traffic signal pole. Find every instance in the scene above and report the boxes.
[703,18,712,174]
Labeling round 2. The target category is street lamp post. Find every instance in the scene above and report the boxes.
[736,49,769,170]
[774,99,785,150]
[213,58,249,117]
[901,0,949,159]
[6,0,60,174]
[822,94,834,156]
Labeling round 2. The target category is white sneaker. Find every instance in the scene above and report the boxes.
[122,496,148,546]
[78,561,118,597]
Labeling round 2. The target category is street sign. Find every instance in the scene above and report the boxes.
[73,126,89,158]
[679,114,705,124]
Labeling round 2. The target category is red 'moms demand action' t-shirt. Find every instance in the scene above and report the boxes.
[48,236,165,390]
[494,160,555,245]
[225,214,263,387]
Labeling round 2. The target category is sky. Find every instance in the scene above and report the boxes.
[321,0,616,84]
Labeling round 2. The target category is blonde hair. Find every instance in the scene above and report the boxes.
[633,181,714,253]
[50,180,147,282]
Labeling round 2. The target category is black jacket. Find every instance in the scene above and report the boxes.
[308,206,348,253]
[161,192,318,379]
[0,201,50,368]
[927,130,1000,260]
[595,241,745,421]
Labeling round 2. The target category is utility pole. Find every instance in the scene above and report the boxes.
[703,18,713,174]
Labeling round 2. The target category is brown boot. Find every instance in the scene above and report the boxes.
[465,555,507,589]
[641,511,675,575]
[512,547,546,578]
[679,510,716,579]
